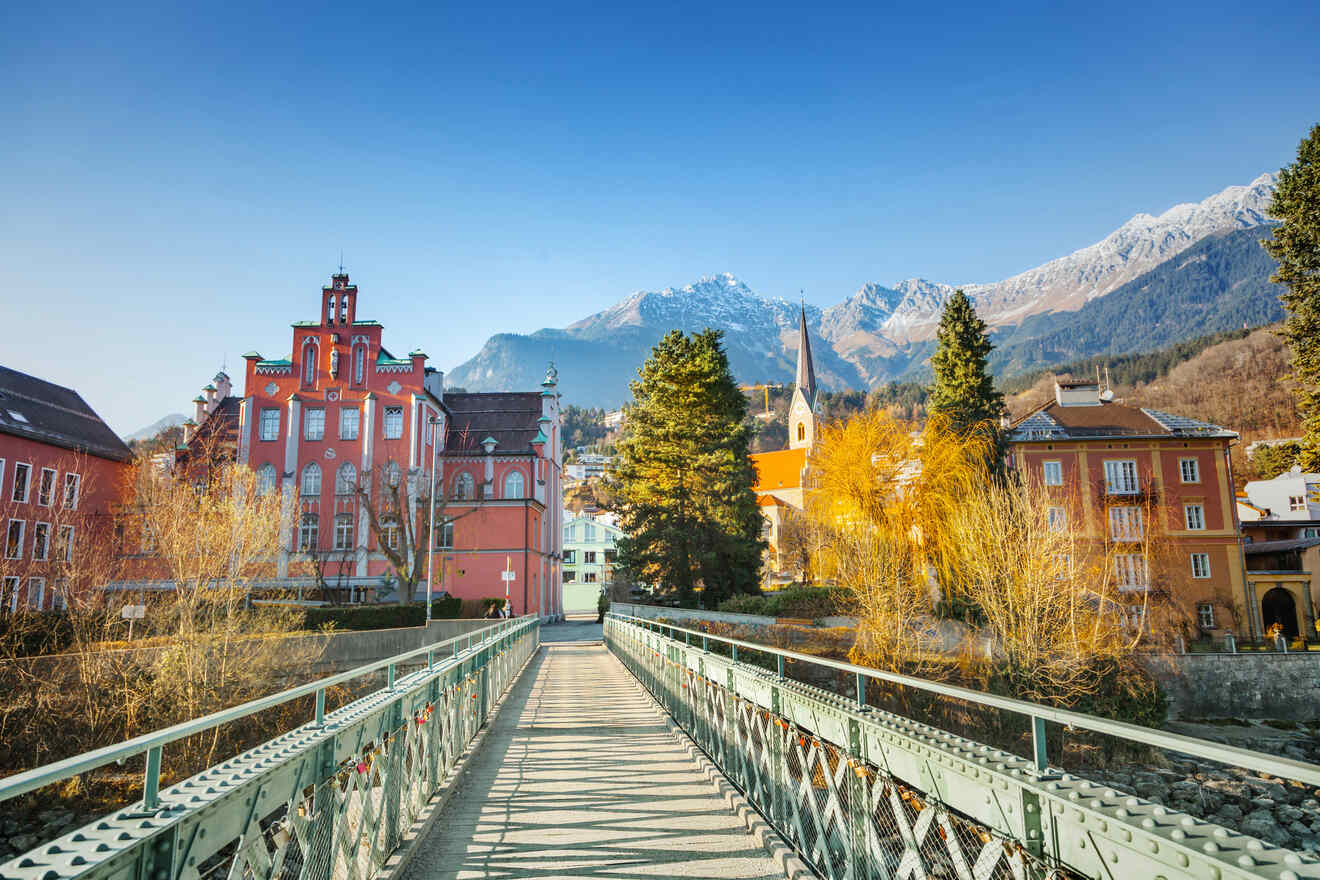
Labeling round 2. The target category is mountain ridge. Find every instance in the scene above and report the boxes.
[447,175,1281,408]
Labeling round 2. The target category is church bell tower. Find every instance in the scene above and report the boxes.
[788,305,818,450]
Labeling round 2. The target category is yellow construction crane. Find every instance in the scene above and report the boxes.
[738,383,784,418]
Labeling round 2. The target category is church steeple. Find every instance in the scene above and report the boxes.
[794,303,817,406]
[788,304,818,450]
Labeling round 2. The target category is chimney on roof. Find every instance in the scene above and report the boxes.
[1054,380,1102,407]
[214,372,232,400]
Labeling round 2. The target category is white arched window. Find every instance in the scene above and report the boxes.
[303,342,319,387]
[453,471,474,500]
[503,470,525,498]
[382,460,401,490]
[301,462,321,496]
[797,423,806,442]
[336,462,357,495]
[256,463,277,496]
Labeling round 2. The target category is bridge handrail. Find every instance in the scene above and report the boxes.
[0,615,536,806]
[609,612,1320,788]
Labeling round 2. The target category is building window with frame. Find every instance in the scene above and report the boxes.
[503,470,525,498]
[57,525,74,562]
[1047,507,1066,532]
[563,569,576,583]
[1114,553,1147,589]
[562,549,575,564]
[383,407,404,439]
[453,472,474,500]
[584,550,597,564]
[333,514,355,550]
[5,520,25,560]
[381,460,401,494]
[12,463,31,503]
[1104,459,1139,495]
[32,522,50,561]
[51,579,68,611]
[1179,458,1200,484]
[27,578,45,611]
[1108,506,1143,541]
[37,468,56,507]
[298,513,319,550]
[604,548,617,563]
[584,572,597,583]
[1190,552,1211,579]
[1197,602,1215,629]
[435,519,454,549]
[62,473,80,510]
[1042,460,1063,486]
[256,464,277,496]
[1304,526,1320,539]
[340,408,360,440]
[797,423,806,442]
[304,408,326,441]
[1289,495,1307,512]
[381,518,400,551]
[1184,504,1205,530]
[260,408,281,441]
[1,576,17,612]
[301,462,322,496]
[336,462,358,495]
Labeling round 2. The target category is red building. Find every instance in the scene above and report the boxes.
[0,365,132,611]
[233,273,564,618]
[1007,381,1246,638]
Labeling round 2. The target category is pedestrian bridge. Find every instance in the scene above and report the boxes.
[2,614,1319,880]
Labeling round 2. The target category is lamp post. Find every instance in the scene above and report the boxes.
[425,416,441,623]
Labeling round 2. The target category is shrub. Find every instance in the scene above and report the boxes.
[303,604,428,631]
[716,585,847,619]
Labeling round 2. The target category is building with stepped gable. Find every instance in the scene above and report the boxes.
[217,272,563,617]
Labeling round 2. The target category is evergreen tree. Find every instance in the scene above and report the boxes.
[927,290,1005,436]
[1263,124,1320,471]
[615,329,765,605]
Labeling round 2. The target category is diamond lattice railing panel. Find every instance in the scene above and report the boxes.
[604,622,1067,880]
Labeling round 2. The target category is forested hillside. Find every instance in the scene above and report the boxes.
[984,225,1284,378]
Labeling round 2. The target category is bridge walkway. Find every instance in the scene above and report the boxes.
[398,617,788,880]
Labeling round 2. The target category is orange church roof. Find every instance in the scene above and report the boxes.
[750,447,807,493]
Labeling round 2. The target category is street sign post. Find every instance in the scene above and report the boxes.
[501,555,515,615]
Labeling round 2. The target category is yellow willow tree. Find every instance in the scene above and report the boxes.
[807,410,993,675]
[128,459,321,770]
[944,477,1143,705]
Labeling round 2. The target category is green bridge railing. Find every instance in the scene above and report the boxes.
[0,616,540,880]
[605,612,1320,880]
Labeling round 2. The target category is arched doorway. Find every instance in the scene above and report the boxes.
[1261,587,1299,639]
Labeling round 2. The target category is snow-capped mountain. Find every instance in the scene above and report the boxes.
[852,172,1276,344]
[447,175,1281,407]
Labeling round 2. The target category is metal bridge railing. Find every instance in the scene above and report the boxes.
[606,612,1320,880]
[0,615,541,880]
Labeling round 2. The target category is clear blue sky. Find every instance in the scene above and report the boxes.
[3,0,1318,434]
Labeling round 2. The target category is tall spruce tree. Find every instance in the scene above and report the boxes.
[1263,123,1320,471]
[615,329,765,605]
[927,289,1005,436]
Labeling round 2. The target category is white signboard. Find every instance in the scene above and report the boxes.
[121,604,146,620]
[500,571,516,582]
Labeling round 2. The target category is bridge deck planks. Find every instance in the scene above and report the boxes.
[400,620,787,880]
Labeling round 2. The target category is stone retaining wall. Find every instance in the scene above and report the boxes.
[1143,651,1320,721]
